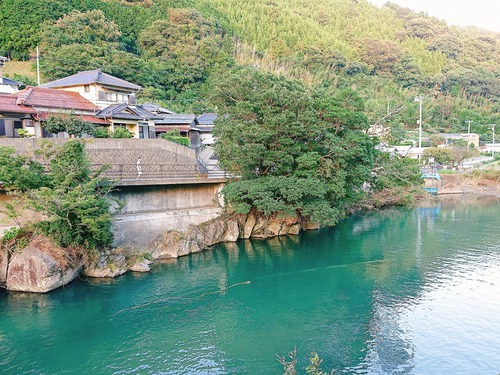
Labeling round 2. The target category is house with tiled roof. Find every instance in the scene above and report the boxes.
[196,113,218,146]
[0,93,36,137]
[0,87,106,137]
[154,114,197,135]
[95,103,160,138]
[41,70,165,138]
[41,69,142,109]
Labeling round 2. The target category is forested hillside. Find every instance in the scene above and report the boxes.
[1,0,498,143]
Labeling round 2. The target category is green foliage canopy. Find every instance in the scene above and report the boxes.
[0,141,118,249]
[44,115,96,137]
[210,68,376,224]
[2,0,498,131]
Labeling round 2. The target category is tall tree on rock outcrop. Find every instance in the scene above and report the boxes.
[209,68,375,225]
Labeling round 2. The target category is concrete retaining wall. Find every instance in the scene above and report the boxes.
[110,183,224,248]
[1,183,225,250]
[438,174,464,194]
[0,139,227,250]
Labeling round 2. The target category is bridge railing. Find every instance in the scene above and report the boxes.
[91,163,206,181]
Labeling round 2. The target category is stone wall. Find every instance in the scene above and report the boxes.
[0,138,226,248]
[0,192,44,237]
[0,138,202,182]
[1,182,225,250]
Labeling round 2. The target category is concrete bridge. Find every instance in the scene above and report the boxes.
[0,138,229,249]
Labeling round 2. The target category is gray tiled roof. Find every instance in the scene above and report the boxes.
[1,77,22,86]
[155,114,197,126]
[97,103,159,120]
[141,102,176,115]
[41,70,141,91]
[197,113,217,125]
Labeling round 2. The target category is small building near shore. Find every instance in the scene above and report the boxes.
[437,133,479,148]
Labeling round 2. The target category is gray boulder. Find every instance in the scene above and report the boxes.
[6,244,81,293]
[82,252,127,278]
[130,261,151,273]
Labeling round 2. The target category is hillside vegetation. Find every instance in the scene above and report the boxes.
[1,0,498,142]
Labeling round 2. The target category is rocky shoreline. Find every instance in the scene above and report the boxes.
[2,174,499,293]
[0,211,318,293]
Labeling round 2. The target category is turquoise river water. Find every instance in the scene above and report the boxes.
[1,195,500,374]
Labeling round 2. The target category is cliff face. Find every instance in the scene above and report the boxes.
[151,211,318,259]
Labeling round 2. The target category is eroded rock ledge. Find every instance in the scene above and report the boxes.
[1,212,317,293]
[152,211,318,259]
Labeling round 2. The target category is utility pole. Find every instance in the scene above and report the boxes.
[414,96,423,161]
[465,120,473,149]
[36,46,40,86]
[490,124,496,159]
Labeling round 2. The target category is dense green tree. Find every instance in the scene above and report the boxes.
[0,147,50,191]
[41,10,121,49]
[138,8,233,95]
[0,0,72,59]
[38,10,144,81]
[210,68,376,224]
[44,116,96,137]
[357,38,402,73]
[404,17,436,40]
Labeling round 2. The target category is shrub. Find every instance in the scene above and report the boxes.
[112,127,133,138]
[161,129,190,146]
[0,140,121,250]
[95,126,110,138]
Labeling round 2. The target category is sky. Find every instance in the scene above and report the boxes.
[368,0,500,32]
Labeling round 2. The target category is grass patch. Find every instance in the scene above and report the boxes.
[468,169,500,181]
[438,170,457,175]
[2,61,38,82]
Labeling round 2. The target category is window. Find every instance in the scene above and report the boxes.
[128,94,136,105]
[84,85,90,93]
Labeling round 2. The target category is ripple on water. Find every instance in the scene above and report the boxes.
[1,200,500,374]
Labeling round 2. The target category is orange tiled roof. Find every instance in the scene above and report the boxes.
[15,87,99,111]
[35,112,109,125]
[0,93,36,114]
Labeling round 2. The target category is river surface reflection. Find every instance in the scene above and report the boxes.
[1,195,499,374]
